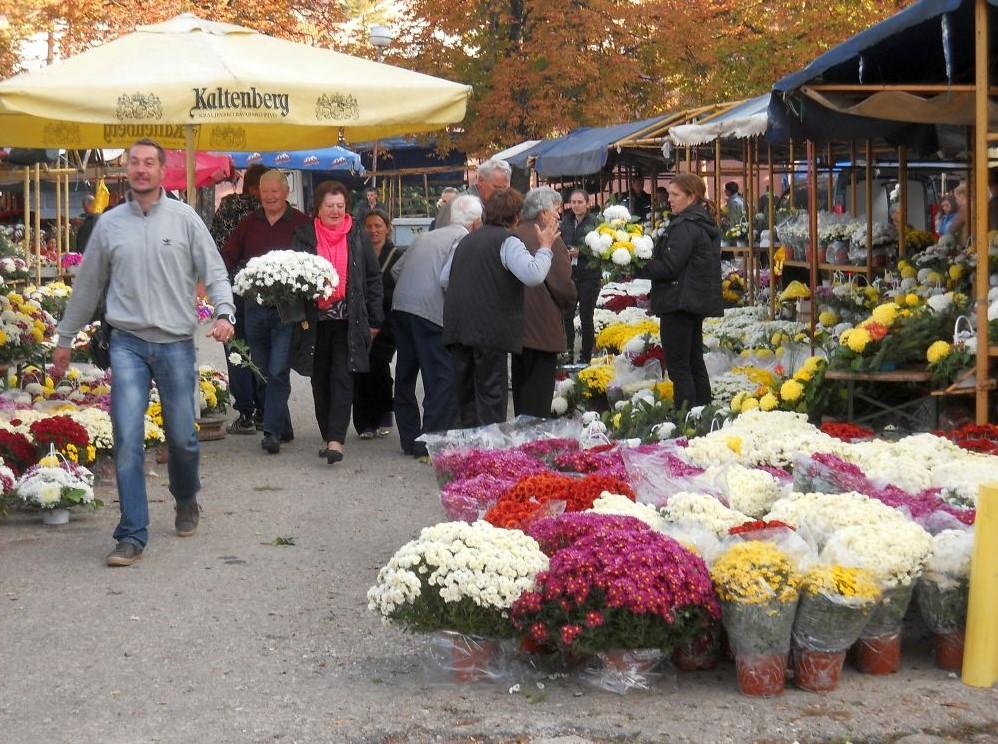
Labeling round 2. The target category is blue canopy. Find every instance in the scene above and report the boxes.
[505,115,668,177]
[227,146,363,172]
[768,0,998,148]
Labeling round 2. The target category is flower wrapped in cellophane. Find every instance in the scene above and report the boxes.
[583,205,655,280]
[791,564,881,691]
[821,521,932,674]
[15,452,99,512]
[512,513,719,693]
[916,528,974,671]
[710,540,800,696]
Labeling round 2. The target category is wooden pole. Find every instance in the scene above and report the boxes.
[850,141,858,216]
[22,167,29,256]
[807,141,818,345]
[826,142,834,212]
[64,173,70,256]
[55,170,62,259]
[898,145,908,257]
[33,164,41,286]
[789,141,796,209]
[973,0,990,424]
[714,139,722,206]
[865,141,874,282]
[745,139,754,299]
[768,143,776,320]
[184,125,197,209]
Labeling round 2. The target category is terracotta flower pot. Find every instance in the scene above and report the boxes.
[735,654,786,697]
[449,634,500,682]
[673,628,720,671]
[598,649,662,675]
[794,648,846,692]
[853,635,901,675]
[934,631,965,672]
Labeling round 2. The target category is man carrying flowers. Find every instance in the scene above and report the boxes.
[52,139,236,567]
[222,170,310,454]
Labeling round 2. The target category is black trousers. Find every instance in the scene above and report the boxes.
[449,343,508,428]
[659,311,711,411]
[353,352,394,434]
[393,312,457,452]
[311,319,353,444]
[565,272,601,363]
[511,348,558,419]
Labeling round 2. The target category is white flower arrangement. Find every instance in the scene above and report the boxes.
[602,205,632,222]
[15,458,96,511]
[821,521,933,588]
[922,529,975,589]
[367,521,548,624]
[659,492,750,539]
[788,491,908,549]
[233,250,339,307]
[588,491,666,531]
[931,458,998,507]
[68,408,114,453]
[765,491,828,528]
[701,463,785,519]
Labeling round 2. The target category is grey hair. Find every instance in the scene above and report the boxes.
[82,194,96,207]
[449,194,483,229]
[440,186,460,197]
[259,169,290,190]
[521,186,562,220]
[477,158,512,182]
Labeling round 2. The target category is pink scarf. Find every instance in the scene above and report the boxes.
[314,214,351,309]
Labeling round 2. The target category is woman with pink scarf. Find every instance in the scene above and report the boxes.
[292,181,383,464]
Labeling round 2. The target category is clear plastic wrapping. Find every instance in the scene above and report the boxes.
[671,624,721,671]
[861,583,916,639]
[852,633,902,675]
[793,592,874,653]
[423,631,515,684]
[620,442,709,507]
[734,653,787,697]
[793,648,847,693]
[580,649,673,695]
[721,599,799,658]
[916,578,969,635]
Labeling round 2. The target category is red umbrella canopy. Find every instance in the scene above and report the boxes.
[162,150,233,190]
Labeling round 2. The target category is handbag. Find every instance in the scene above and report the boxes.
[90,288,112,370]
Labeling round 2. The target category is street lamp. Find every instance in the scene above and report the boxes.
[368,25,393,191]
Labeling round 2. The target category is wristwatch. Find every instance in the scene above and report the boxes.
[216,313,236,326]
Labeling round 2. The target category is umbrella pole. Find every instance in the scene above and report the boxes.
[184,125,196,209]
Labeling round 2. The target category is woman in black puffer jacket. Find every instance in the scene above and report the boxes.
[644,174,723,411]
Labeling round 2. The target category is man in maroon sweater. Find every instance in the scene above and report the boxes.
[222,170,309,453]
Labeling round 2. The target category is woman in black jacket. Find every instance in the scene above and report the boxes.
[644,174,723,411]
[291,181,383,464]
[353,209,405,439]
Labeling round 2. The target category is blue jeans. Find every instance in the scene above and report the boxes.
[110,330,200,548]
[226,295,262,417]
[244,304,294,437]
[392,311,457,451]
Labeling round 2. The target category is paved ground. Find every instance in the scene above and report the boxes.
[1,348,996,744]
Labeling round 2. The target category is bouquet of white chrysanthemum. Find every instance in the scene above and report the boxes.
[68,408,114,454]
[583,206,655,279]
[15,454,97,511]
[233,250,338,309]
[367,520,548,638]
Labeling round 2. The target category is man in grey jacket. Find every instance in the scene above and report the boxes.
[391,194,482,459]
[52,139,236,567]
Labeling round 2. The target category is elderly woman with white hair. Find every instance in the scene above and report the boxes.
[512,186,576,418]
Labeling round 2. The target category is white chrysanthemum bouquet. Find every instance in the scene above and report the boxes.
[15,453,98,511]
[583,205,655,279]
[367,520,548,638]
[233,250,339,308]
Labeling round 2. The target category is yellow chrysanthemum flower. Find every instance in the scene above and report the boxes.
[759,392,779,411]
[818,310,838,326]
[870,302,899,327]
[801,565,880,603]
[780,378,805,402]
[926,340,952,365]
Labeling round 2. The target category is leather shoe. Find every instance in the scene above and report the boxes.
[261,434,281,454]
[106,541,143,567]
[325,449,344,464]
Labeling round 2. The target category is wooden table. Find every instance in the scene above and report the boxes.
[824,368,936,429]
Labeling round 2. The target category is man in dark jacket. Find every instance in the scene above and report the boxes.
[645,178,723,411]
[75,195,99,253]
[560,189,600,363]
[513,187,576,418]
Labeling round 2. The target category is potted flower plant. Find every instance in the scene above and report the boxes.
[917,529,974,672]
[14,451,100,525]
[792,564,881,692]
[367,520,548,682]
[821,521,933,675]
[710,540,800,696]
[512,513,719,691]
